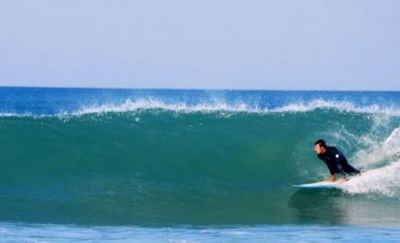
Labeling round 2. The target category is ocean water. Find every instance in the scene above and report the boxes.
[0,87,400,241]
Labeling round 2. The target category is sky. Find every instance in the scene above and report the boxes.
[0,0,399,90]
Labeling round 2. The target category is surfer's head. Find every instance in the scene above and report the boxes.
[314,139,327,154]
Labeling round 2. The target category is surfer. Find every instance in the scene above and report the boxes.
[314,139,360,182]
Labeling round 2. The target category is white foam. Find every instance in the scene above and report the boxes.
[0,98,399,117]
[73,98,258,115]
[72,99,400,116]
[340,159,400,198]
[0,112,28,117]
[338,126,400,198]
[350,125,400,169]
[272,99,399,115]
[0,112,48,118]
[384,128,400,147]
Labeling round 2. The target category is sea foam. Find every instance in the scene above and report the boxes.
[72,99,400,116]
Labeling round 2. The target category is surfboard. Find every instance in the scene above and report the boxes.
[292,180,345,189]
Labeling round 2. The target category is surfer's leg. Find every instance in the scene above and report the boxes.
[343,163,360,175]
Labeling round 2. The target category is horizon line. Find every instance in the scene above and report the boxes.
[0,85,399,92]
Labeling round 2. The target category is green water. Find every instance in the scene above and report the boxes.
[0,110,399,226]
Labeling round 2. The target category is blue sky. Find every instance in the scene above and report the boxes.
[0,0,399,90]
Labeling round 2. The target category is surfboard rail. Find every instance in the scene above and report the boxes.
[292,180,346,189]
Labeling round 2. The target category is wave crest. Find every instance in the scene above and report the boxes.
[73,99,400,116]
[1,99,399,117]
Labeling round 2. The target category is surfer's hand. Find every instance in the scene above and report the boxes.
[325,175,336,182]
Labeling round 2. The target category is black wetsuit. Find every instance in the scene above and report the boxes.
[317,146,360,177]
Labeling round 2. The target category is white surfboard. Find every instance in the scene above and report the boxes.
[292,180,345,189]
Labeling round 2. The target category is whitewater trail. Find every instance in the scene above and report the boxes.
[341,160,400,198]
[341,126,400,198]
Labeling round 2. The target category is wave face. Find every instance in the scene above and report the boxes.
[1,87,400,226]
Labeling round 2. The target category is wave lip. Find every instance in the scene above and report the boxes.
[1,98,399,117]
[271,99,398,114]
[73,98,260,115]
[71,98,400,116]
[0,112,39,118]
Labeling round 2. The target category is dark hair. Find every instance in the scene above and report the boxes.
[314,139,327,148]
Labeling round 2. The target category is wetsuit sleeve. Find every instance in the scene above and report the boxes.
[318,153,337,175]
[325,161,337,175]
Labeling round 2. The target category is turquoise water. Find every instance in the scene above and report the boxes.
[1,88,400,240]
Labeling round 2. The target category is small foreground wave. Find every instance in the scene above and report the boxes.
[0,223,399,242]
